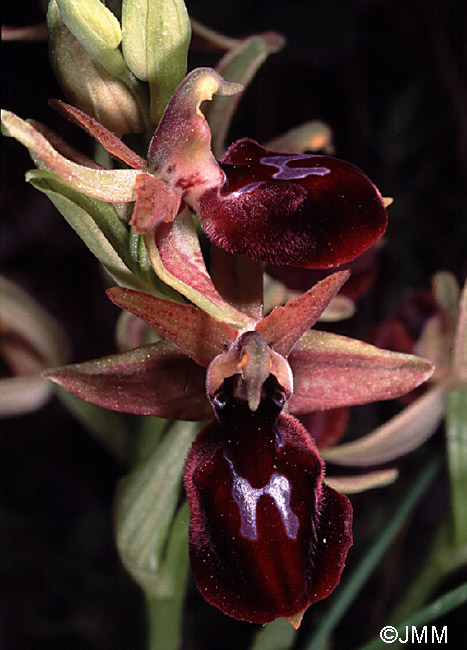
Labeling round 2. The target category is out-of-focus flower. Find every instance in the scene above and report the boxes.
[0,277,70,416]
[322,272,466,469]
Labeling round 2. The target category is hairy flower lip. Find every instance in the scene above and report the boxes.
[185,405,353,623]
[195,138,388,269]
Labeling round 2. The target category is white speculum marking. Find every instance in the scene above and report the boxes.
[262,155,330,181]
[225,456,300,541]
[230,157,330,197]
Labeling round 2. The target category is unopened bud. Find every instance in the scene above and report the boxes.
[55,0,126,77]
[122,0,191,124]
[48,1,144,136]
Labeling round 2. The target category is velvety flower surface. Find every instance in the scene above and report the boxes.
[185,374,353,624]
[197,138,388,268]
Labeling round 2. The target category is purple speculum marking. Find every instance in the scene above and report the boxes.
[227,154,330,196]
[225,455,300,541]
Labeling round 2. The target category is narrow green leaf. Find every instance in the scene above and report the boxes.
[303,457,440,650]
[145,502,190,650]
[446,387,467,546]
[114,420,199,596]
[28,169,132,263]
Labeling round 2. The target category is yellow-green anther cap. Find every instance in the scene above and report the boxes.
[48,1,144,136]
[55,0,127,78]
[122,0,191,124]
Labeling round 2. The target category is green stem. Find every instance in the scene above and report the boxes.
[145,502,190,650]
[303,457,440,650]
[389,518,455,623]
[446,387,467,547]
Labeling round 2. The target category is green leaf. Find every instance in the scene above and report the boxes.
[114,420,199,596]
[145,502,190,650]
[446,387,467,546]
[303,457,440,650]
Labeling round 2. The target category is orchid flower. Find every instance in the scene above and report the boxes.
[40,269,433,625]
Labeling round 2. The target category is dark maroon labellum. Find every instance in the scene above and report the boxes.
[184,375,353,623]
[196,139,387,269]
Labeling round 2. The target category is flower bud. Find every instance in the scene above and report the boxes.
[122,0,191,124]
[48,1,144,136]
[55,0,126,77]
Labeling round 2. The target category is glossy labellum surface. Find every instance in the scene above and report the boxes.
[184,375,353,623]
[196,139,387,268]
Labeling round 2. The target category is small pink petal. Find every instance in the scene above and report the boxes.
[288,330,434,412]
[145,210,250,327]
[44,342,211,421]
[256,271,350,356]
[49,99,146,169]
[130,174,181,233]
[107,287,237,367]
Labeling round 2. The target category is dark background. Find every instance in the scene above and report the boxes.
[1,1,466,648]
